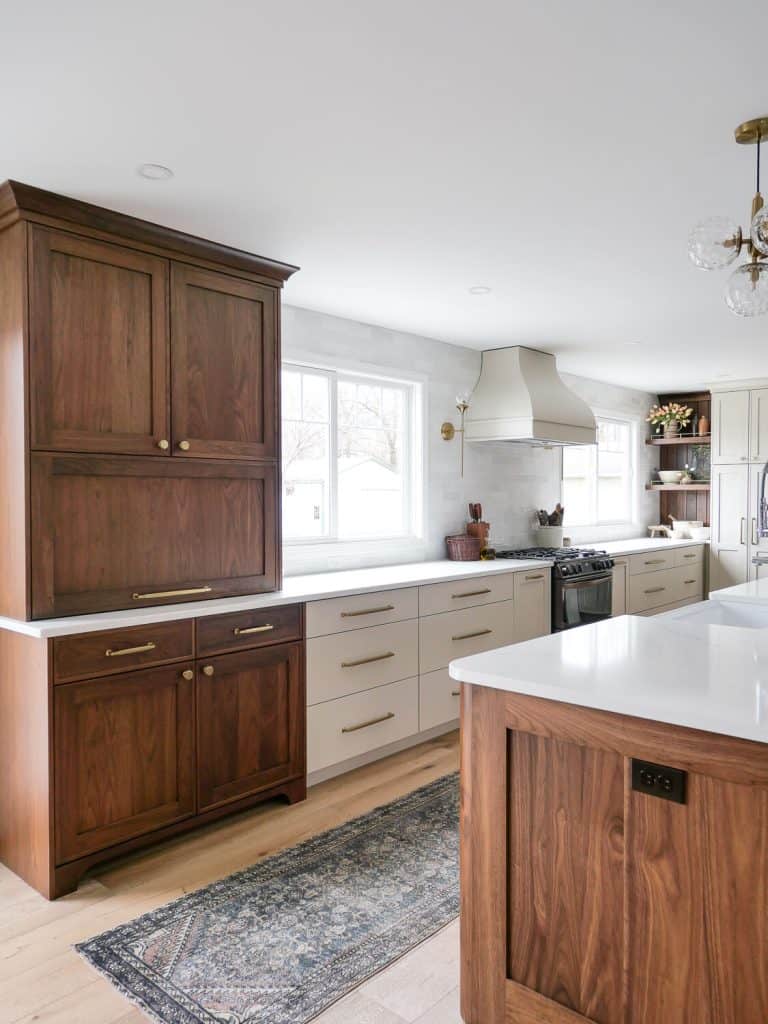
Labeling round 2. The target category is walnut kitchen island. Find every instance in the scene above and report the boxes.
[451,611,768,1024]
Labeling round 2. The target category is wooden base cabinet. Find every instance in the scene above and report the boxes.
[0,608,306,899]
[460,685,768,1024]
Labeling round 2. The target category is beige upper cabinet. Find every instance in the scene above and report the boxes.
[711,390,750,464]
[711,387,768,465]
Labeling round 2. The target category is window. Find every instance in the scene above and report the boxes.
[281,363,422,543]
[562,418,634,526]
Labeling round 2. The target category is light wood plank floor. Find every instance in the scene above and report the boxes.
[0,730,460,1024]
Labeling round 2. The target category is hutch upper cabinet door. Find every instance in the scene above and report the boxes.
[170,264,278,460]
[54,664,195,862]
[196,642,305,812]
[29,227,170,456]
[30,454,279,617]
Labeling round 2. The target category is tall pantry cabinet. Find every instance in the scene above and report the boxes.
[710,386,768,590]
[0,181,298,619]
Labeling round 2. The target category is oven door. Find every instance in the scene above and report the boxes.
[554,573,613,631]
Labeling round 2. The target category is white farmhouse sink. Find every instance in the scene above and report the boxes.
[660,600,768,630]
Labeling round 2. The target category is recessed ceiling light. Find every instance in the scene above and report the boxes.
[138,163,174,181]
[468,286,491,295]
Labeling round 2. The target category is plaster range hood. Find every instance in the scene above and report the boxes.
[464,346,597,446]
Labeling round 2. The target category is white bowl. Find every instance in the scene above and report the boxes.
[688,526,711,541]
[658,470,683,484]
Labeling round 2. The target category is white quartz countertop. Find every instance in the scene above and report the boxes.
[449,614,768,745]
[710,579,768,604]
[0,538,707,640]
[589,537,706,556]
[0,557,549,639]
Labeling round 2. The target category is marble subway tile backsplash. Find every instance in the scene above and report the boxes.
[281,305,657,573]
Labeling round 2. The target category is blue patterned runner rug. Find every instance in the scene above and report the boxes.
[77,772,459,1024]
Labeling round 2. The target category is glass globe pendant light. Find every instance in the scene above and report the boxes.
[688,116,768,316]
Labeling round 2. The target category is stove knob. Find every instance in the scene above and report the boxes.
[561,565,571,576]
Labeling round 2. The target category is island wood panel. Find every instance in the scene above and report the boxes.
[196,641,305,812]
[30,454,278,617]
[54,663,196,863]
[0,221,29,619]
[626,773,768,1024]
[460,685,768,1024]
[171,264,277,460]
[28,226,170,456]
[507,733,624,1022]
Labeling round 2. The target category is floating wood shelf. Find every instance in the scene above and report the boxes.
[646,434,711,446]
[645,483,710,492]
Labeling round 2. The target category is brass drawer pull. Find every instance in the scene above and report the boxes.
[451,588,492,599]
[234,624,275,635]
[644,559,666,565]
[342,711,395,733]
[105,642,156,658]
[683,553,697,559]
[451,689,461,697]
[524,573,545,581]
[341,651,395,668]
[684,579,698,585]
[452,628,493,641]
[133,586,212,600]
[643,586,666,594]
[340,604,395,618]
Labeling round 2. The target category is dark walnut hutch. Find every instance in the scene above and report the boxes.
[0,182,306,898]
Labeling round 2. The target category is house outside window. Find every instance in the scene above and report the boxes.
[562,417,634,527]
[282,362,423,544]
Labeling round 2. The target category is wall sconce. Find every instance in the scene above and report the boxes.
[441,394,470,476]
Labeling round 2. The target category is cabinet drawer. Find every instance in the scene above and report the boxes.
[196,603,303,657]
[674,545,704,568]
[628,566,679,612]
[306,587,418,638]
[419,572,517,617]
[676,563,704,602]
[628,550,677,575]
[419,600,516,675]
[53,620,194,683]
[307,677,419,774]
[420,668,461,731]
[307,619,418,705]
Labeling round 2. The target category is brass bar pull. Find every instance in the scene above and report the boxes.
[133,586,213,600]
[451,588,492,599]
[524,574,545,581]
[644,559,666,565]
[684,579,698,585]
[340,604,395,618]
[234,624,275,636]
[452,628,493,641]
[683,553,698,559]
[451,689,461,697]
[105,642,156,657]
[341,651,395,668]
[341,712,395,733]
[643,586,666,594]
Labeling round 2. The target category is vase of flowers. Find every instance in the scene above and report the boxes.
[646,402,694,438]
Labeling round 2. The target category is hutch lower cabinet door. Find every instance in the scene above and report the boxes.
[30,454,279,617]
[54,664,195,863]
[196,642,305,812]
[29,226,170,456]
[170,264,278,461]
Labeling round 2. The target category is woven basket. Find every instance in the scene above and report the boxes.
[445,534,482,561]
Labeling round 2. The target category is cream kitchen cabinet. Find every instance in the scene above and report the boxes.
[626,546,706,615]
[611,558,628,617]
[305,568,551,780]
[711,386,768,465]
[710,464,750,590]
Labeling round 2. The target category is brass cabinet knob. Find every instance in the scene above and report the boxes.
[178,440,191,451]
[182,669,194,681]
[202,665,215,677]
[157,439,170,450]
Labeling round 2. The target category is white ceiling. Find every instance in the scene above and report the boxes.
[4,1,768,392]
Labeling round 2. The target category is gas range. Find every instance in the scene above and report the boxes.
[496,547,615,579]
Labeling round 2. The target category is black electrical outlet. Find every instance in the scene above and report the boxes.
[631,759,686,804]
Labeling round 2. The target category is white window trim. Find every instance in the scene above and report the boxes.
[561,410,638,529]
[281,354,427,556]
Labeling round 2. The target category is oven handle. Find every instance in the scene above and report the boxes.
[560,576,611,590]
